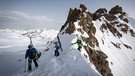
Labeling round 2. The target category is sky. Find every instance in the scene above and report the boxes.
[0,0,135,30]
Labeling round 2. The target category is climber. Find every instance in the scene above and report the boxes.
[72,39,83,51]
[25,44,39,72]
[53,41,60,56]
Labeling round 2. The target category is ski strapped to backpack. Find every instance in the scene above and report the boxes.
[30,37,33,45]
[57,35,63,52]
[30,37,39,58]
[28,37,41,60]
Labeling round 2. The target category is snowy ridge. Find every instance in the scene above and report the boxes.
[13,32,101,76]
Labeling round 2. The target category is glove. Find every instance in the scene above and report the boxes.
[71,43,74,45]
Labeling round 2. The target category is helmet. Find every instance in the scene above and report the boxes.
[28,45,33,49]
[53,41,57,44]
[77,39,80,41]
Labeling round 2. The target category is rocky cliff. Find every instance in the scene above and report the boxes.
[58,4,135,76]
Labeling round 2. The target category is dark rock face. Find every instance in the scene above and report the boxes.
[93,8,107,20]
[111,42,121,49]
[60,7,81,34]
[130,29,135,37]
[109,5,129,23]
[100,22,122,38]
[109,5,123,15]
[84,46,113,76]
[93,5,130,38]
[59,4,113,76]
[65,21,76,34]
[104,14,117,21]
[123,44,132,49]
[80,4,87,13]
[59,4,134,76]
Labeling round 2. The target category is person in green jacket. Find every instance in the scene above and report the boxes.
[72,39,83,51]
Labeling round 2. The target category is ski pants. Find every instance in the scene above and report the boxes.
[78,46,82,51]
[28,58,38,71]
[54,47,59,56]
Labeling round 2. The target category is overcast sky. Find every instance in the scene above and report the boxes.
[0,0,135,30]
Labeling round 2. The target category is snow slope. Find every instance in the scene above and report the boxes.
[13,32,101,76]
[0,27,99,76]
[0,29,58,76]
[127,17,135,29]
[94,16,135,76]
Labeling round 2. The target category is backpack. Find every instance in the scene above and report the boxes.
[28,48,36,59]
[56,42,60,49]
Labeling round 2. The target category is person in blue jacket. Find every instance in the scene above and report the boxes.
[25,44,38,72]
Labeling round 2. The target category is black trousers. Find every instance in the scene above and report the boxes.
[55,50,59,56]
[78,46,82,51]
[54,47,59,56]
[28,58,38,71]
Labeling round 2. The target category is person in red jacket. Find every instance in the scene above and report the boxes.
[53,41,60,56]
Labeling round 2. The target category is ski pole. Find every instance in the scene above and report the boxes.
[18,58,25,62]
[18,59,22,62]
[24,59,27,72]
